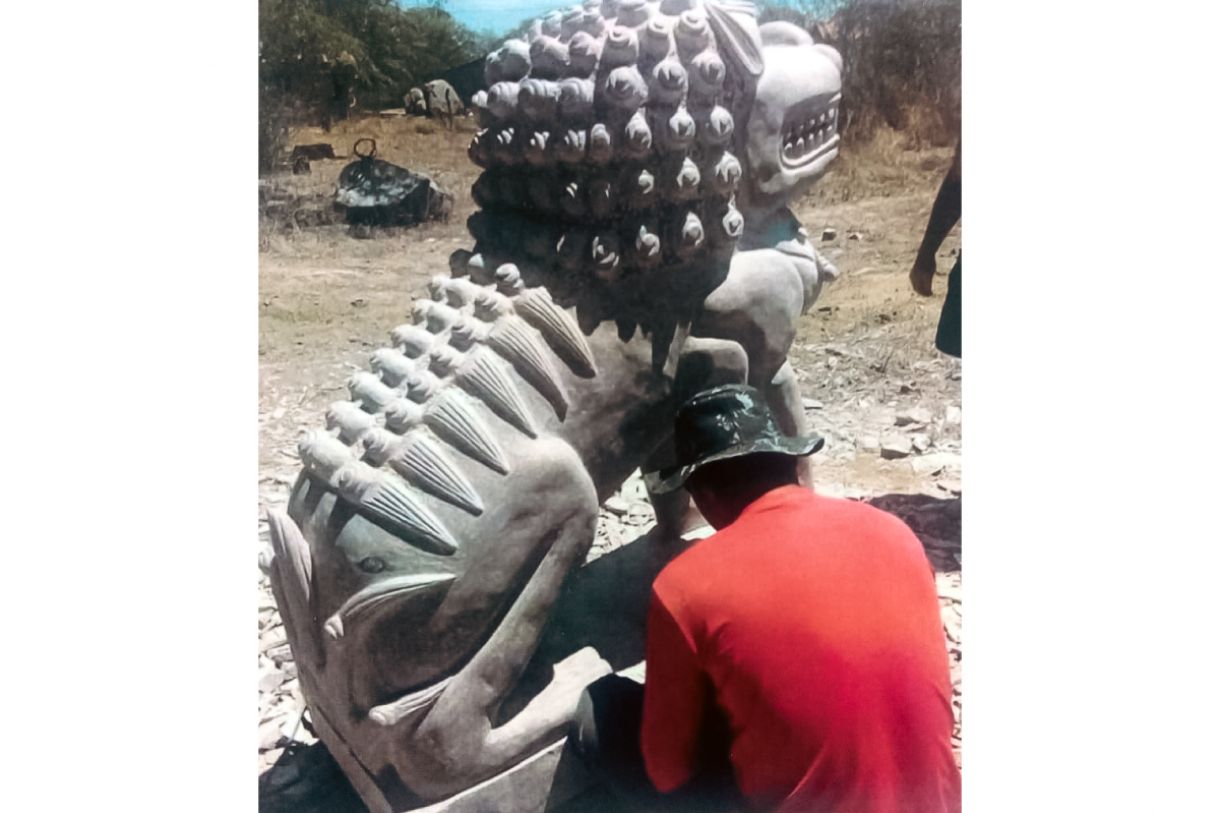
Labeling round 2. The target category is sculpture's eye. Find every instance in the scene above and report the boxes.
[359,556,387,574]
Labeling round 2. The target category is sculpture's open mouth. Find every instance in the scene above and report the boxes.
[779,94,841,170]
[323,572,456,640]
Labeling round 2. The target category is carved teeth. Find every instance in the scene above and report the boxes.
[780,103,840,165]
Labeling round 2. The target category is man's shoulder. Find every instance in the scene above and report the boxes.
[814,492,919,535]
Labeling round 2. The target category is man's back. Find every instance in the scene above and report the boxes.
[643,486,960,813]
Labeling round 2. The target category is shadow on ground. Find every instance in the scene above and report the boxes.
[865,492,961,571]
[259,741,366,813]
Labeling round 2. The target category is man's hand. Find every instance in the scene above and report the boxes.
[909,252,936,297]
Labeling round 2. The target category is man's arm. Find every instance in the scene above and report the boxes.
[910,141,962,296]
[640,590,711,794]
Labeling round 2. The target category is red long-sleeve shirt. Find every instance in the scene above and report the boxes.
[641,486,960,813]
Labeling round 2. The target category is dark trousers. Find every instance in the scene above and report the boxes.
[570,675,743,813]
[935,257,962,358]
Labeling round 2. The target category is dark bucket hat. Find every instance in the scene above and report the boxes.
[644,384,824,495]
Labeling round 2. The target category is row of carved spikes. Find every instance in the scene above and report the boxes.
[466,200,742,279]
[480,46,727,126]
[487,3,716,86]
[470,107,733,175]
[472,151,739,220]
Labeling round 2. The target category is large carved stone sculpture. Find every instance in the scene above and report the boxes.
[266,2,843,809]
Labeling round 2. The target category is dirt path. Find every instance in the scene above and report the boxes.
[257,123,962,786]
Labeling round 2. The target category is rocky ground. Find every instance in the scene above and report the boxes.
[257,116,962,800]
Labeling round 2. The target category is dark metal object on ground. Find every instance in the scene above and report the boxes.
[334,139,453,228]
[292,143,337,161]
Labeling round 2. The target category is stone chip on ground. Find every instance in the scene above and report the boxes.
[880,435,912,459]
[603,496,629,516]
[895,407,933,427]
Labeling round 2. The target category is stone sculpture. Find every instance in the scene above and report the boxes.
[404,87,428,116]
[423,79,465,129]
[266,2,843,809]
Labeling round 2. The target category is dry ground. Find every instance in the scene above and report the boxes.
[257,114,962,797]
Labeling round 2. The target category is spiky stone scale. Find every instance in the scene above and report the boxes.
[423,389,510,475]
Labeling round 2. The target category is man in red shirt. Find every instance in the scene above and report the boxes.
[572,384,960,812]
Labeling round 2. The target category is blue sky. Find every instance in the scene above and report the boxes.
[401,1,812,36]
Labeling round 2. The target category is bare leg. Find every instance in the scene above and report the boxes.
[647,336,749,537]
[767,360,815,487]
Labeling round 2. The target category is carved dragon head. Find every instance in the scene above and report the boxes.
[739,20,842,219]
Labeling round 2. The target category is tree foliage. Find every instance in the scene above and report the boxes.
[259,0,495,170]
[757,0,960,146]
